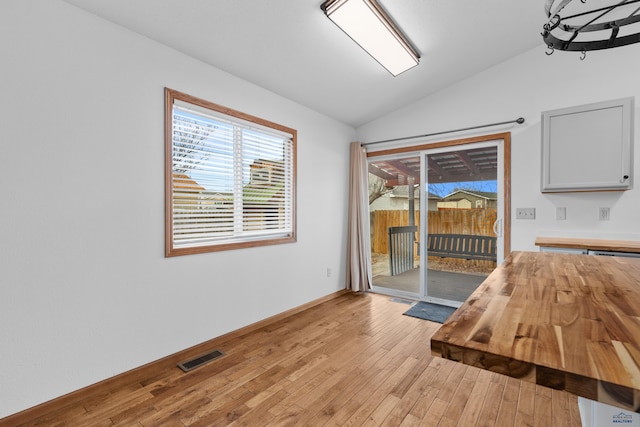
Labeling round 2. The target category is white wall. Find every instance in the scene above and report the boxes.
[357,43,640,251]
[0,1,354,417]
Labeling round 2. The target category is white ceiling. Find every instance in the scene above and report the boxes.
[62,0,546,127]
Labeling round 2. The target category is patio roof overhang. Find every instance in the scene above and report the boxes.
[368,146,498,186]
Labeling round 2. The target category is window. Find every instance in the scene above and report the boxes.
[165,88,296,256]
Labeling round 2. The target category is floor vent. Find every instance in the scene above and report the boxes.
[178,350,224,372]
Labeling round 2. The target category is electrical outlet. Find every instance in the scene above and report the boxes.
[556,207,566,220]
[598,207,610,221]
[516,208,536,219]
[326,268,332,277]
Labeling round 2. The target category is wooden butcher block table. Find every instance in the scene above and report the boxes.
[431,251,640,412]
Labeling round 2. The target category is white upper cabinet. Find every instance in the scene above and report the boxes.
[541,97,634,192]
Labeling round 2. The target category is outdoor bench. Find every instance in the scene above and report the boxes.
[387,228,497,276]
[426,233,497,261]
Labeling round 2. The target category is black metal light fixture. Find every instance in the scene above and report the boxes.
[321,0,420,76]
[542,0,640,58]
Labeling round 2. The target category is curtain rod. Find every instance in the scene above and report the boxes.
[363,117,525,146]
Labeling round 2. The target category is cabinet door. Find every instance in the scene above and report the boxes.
[541,97,634,192]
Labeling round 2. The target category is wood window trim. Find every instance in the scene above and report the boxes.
[366,131,511,255]
[165,88,297,256]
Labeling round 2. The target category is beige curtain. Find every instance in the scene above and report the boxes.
[346,142,372,292]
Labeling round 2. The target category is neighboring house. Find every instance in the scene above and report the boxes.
[426,191,441,211]
[173,173,231,208]
[174,160,286,231]
[244,159,287,229]
[172,173,207,208]
[172,173,205,192]
[370,187,440,211]
[249,158,284,185]
[438,190,497,210]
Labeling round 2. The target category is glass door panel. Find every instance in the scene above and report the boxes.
[424,143,500,305]
[368,155,421,298]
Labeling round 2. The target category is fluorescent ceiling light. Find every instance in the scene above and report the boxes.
[321,0,420,76]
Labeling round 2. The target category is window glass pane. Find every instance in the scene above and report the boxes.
[166,89,296,255]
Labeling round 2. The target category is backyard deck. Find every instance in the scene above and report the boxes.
[371,253,494,302]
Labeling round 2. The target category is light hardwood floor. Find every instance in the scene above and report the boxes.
[12,292,581,426]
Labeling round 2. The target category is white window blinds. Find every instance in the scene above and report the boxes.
[166,89,296,255]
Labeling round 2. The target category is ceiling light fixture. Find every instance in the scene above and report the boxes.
[321,0,420,76]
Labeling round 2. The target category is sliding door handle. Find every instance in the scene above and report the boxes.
[493,218,502,237]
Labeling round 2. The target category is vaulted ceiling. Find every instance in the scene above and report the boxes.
[62,0,545,127]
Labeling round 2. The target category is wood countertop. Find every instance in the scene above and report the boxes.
[535,236,640,253]
[431,251,640,412]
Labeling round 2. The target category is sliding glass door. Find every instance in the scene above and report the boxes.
[368,134,509,305]
[369,154,421,298]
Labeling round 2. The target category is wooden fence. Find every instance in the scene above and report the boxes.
[371,209,497,255]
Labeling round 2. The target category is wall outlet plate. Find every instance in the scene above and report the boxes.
[598,207,610,221]
[516,208,536,219]
[556,207,566,220]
